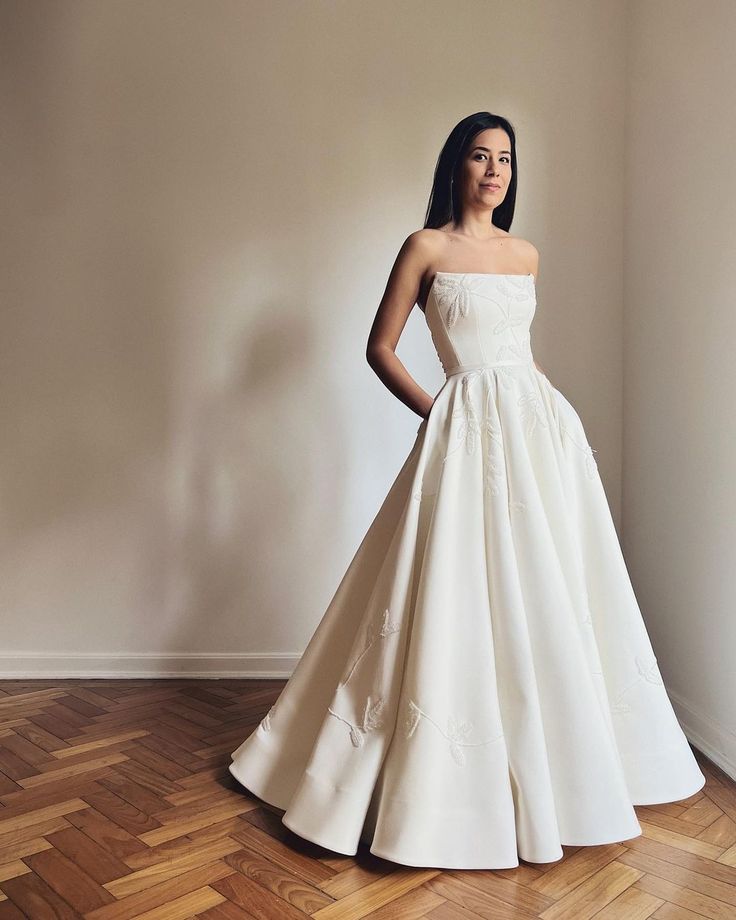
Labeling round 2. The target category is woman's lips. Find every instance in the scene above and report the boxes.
[481,185,500,191]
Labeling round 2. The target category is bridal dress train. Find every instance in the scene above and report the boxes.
[229,271,705,869]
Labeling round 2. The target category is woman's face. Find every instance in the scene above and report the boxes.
[457,127,512,212]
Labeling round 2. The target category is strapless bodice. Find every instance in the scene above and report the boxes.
[424,272,537,377]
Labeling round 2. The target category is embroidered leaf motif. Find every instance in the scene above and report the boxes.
[636,655,663,684]
[339,607,400,687]
[561,424,599,478]
[610,654,665,716]
[448,372,481,455]
[497,277,534,302]
[443,369,535,510]
[447,715,473,743]
[363,696,385,731]
[497,340,533,362]
[405,700,421,738]
[518,392,548,437]
[611,699,632,713]
[449,743,466,766]
[431,273,534,358]
[492,279,534,361]
[328,606,397,748]
[493,314,527,335]
[404,698,503,766]
[379,608,399,638]
[328,694,386,747]
[481,413,505,496]
[433,276,481,327]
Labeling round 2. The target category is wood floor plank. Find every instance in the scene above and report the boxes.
[638,820,725,860]
[619,846,736,908]
[139,801,256,847]
[0,797,88,836]
[0,870,80,920]
[697,814,736,849]
[113,757,185,797]
[636,806,721,839]
[195,898,259,919]
[99,772,175,817]
[635,871,736,919]
[50,728,151,758]
[0,862,31,884]
[104,838,244,898]
[17,751,130,788]
[224,846,335,912]
[24,846,116,912]
[0,835,54,864]
[441,865,555,914]
[0,812,70,851]
[424,870,541,919]
[66,804,150,860]
[311,869,440,920]
[529,843,629,898]
[0,678,730,920]
[86,862,237,920]
[230,821,338,887]
[0,689,66,711]
[81,784,164,836]
[131,885,225,920]
[211,871,311,919]
[0,898,27,919]
[537,860,643,919]
[45,824,134,885]
[680,796,725,828]
[591,885,664,918]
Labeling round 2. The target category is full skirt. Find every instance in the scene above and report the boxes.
[229,365,705,869]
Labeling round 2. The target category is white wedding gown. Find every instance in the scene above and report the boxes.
[229,271,705,869]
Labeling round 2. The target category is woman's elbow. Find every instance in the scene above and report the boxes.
[366,341,391,368]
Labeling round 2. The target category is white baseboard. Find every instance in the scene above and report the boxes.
[0,652,301,680]
[668,685,736,783]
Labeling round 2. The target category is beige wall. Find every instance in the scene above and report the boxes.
[1,0,731,777]
[622,0,736,778]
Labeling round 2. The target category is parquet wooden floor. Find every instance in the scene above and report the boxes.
[0,680,734,920]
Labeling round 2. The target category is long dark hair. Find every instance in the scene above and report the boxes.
[423,112,518,232]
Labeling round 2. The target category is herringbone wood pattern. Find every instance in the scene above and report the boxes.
[0,679,733,919]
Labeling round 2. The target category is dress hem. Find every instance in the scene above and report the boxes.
[227,758,707,871]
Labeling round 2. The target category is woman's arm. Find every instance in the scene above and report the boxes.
[366,232,435,420]
[529,259,546,376]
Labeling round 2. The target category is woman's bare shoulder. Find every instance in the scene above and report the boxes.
[404,226,448,246]
[509,234,539,255]
[404,227,451,259]
[505,235,539,271]
[394,227,449,267]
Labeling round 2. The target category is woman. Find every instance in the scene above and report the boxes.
[229,111,705,870]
